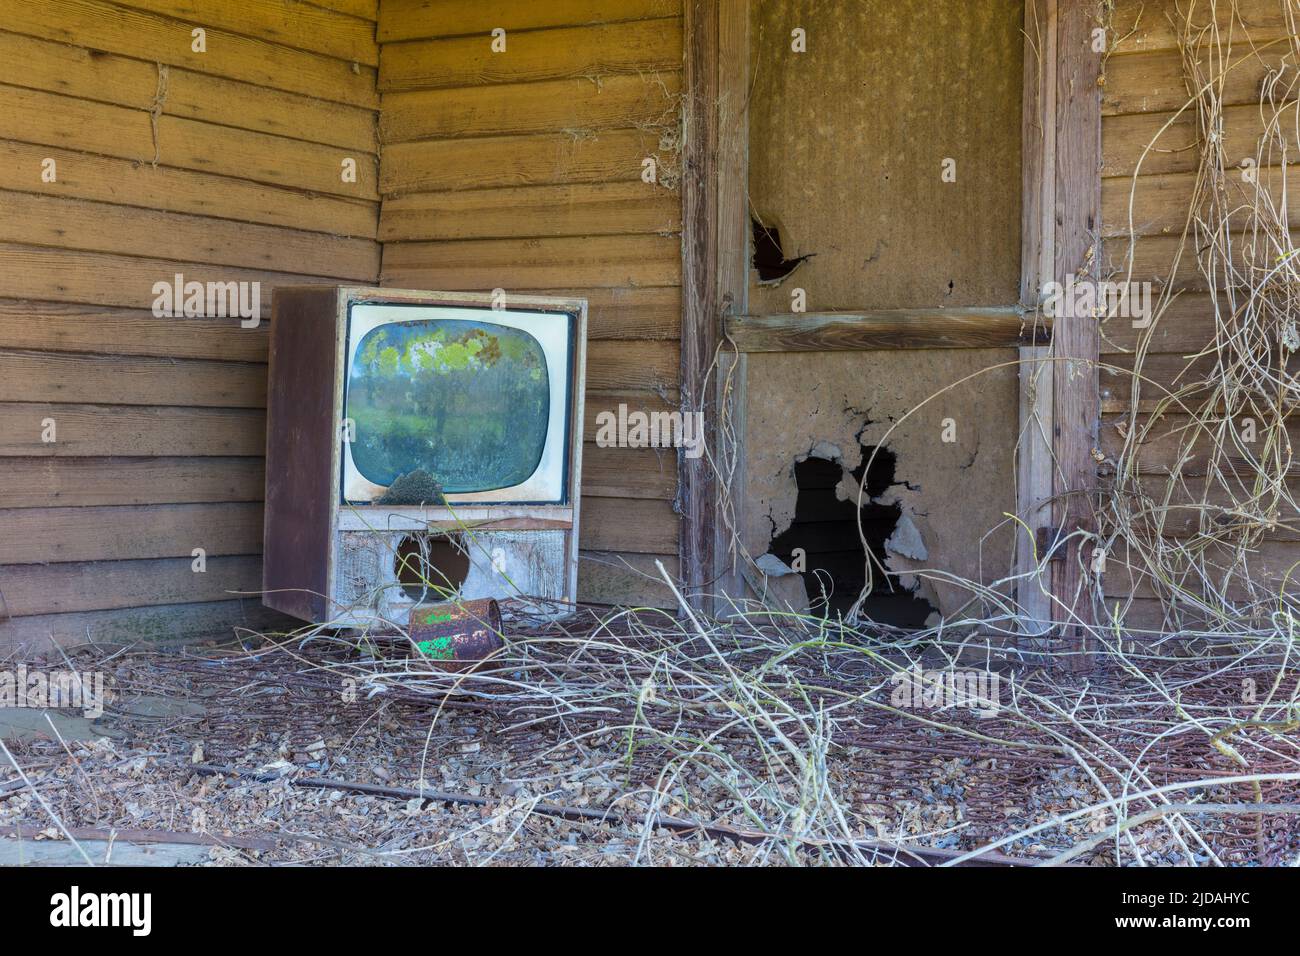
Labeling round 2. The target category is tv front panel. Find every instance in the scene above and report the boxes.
[263,287,587,630]
[341,303,575,506]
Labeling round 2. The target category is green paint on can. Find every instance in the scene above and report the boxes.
[416,636,455,660]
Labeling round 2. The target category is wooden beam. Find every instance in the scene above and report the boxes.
[726,308,1042,352]
[711,0,751,610]
[679,0,720,612]
[1051,0,1105,666]
[1016,0,1058,640]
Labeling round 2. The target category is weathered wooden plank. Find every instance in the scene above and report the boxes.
[1095,478,1300,541]
[1097,292,1219,355]
[380,18,681,91]
[704,0,750,611]
[0,301,268,361]
[0,555,263,616]
[579,496,678,553]
[582,390,675,442]
[157,65,376,152]
[1109,0,1288,56]
[0,350,266,408]
[0,503,263,564]
[1099,351,1220,407]
[1103,102,1298,178]
[1022,0,1057,311]
[1,0,377,107]
[0,404,264,457]
[1100,351,1299,411]
[110,0,379,65]
[380,128,660,195]
[1017,0,1058,635]
[0,83,155,163]
[380,72,679,143]
[726,308,1040,351]
[0,836,213,867]
[0,457,264,508]
[1101,231,1300,292]
[379,0,680,42]
[1101,169,1194,239]
[1099,412,1300,476]
[483,287,679,340]
[0,243,349,314]
[1102,538,1300,602]
[0,141,378,238]
[0,598,290,651]
[678,0,718,613]
[581,442,677,499]
[379,181,679,241]
[0,86,379,200]
[381,234,681,290]
[1102,167,1300,238]
[1052,0,1105,653]
[1103,46,1288,117]
[307,0,378,20]
[585,340,680,391]
[1107,594,1289,634]
[0,192,378,278]
[0,30,375,151]
[577,549,676,607]
[0,27,155,108]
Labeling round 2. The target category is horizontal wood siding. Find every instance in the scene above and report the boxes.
[376,0,685,605]
[1099,0,1300,625]
[0,0,382,650]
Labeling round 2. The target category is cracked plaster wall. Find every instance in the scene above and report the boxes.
[744,350,1019,618]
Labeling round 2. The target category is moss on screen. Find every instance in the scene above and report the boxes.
[348,319,549,493]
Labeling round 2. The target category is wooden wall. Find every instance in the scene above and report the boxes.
[375,0,685,607]
[1099,0,1300,626]
[0,0,382,649]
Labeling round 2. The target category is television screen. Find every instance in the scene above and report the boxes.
[342,304,574,505]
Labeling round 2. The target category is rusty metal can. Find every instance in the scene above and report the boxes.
[408,598,504,672]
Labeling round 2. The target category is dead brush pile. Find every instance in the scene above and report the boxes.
[196,590,1300,866]
[3,593,1298,864]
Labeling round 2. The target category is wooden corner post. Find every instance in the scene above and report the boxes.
[1017,0,1058,641]
[680,0,720,613]
[1051,0,1104,665]
[682,0,749,615]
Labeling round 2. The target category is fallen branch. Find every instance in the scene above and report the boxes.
[190,763,1043,867]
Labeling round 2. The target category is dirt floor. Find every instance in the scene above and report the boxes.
[2,604,1299,866]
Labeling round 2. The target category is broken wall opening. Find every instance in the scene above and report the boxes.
[742,352,1019,620]
[769,444,937,625]
[395,533,470,601]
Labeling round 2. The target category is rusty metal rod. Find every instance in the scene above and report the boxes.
[189,763,1047,866]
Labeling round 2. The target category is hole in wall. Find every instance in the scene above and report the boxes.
[395,533,470,601]
[751,216,815,284]
[768,444,936,626]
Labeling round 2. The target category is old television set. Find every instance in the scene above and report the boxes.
[262,287,587,629]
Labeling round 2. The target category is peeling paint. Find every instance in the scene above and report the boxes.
[886,514,928,562]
